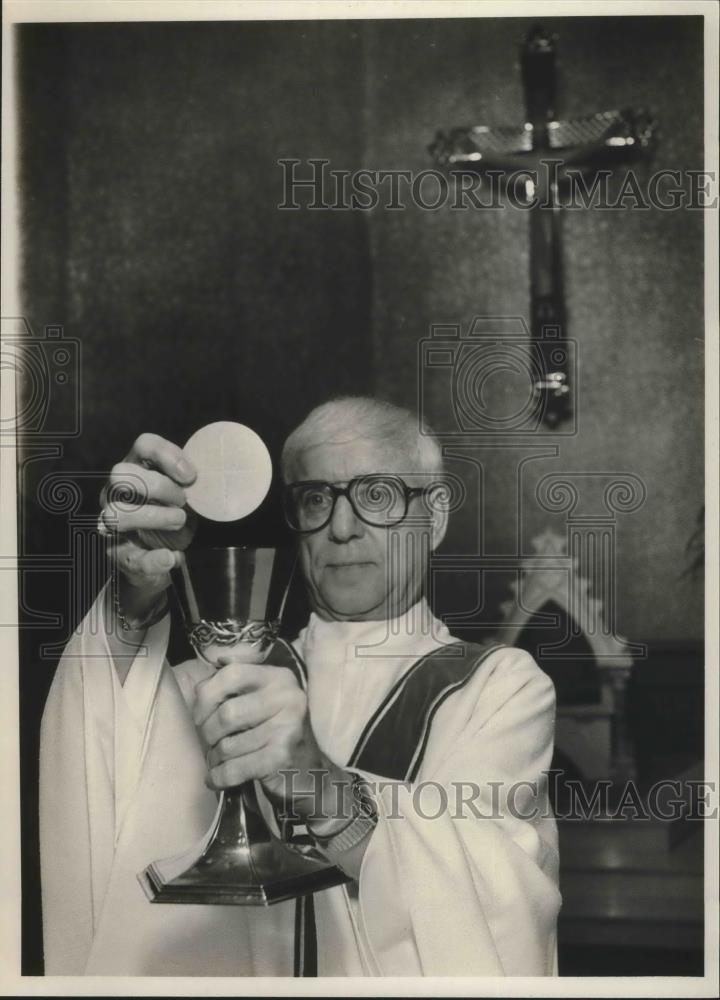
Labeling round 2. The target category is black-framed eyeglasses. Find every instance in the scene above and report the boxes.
[284,474,436,534]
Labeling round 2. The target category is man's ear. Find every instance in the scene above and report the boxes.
[430,499,449,552]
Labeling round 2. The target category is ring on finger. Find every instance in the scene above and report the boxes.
[96,508,117,537]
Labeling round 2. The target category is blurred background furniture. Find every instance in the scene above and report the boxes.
[498,538,704,975]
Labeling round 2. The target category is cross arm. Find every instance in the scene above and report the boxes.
[430,108,656,176]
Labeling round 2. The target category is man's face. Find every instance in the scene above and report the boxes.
[289,436,444,622]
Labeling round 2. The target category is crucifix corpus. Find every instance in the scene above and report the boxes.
[430,25,657,428]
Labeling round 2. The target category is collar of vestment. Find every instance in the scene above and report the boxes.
[293,598,455,765]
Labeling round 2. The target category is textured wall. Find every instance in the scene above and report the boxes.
[19,20,373,484]
[363,15,704,641]
[18,15,704,645]
[20,16,704,643]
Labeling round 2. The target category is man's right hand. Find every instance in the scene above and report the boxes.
[100,433,198,620]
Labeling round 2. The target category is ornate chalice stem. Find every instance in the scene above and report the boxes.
[188,618,280,664]
[191,620,276,877]
[193,620,277,850]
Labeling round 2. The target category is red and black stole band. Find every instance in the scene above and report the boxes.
[269,635,504,977]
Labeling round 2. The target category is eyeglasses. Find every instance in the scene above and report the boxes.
[284,474,436,534]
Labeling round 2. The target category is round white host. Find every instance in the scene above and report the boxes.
[182,421,273,522]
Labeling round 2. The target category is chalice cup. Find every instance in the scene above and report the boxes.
[140,546,350,905]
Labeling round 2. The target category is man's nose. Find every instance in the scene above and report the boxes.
[328,494,364,541]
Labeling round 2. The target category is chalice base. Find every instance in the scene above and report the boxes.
[140,784,351,906]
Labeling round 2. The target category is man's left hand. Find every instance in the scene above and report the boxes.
[193,656,345,819]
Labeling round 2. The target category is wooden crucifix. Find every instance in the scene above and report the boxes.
[430,25,657,428]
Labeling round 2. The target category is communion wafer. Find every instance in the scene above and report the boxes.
[182,422,273,522]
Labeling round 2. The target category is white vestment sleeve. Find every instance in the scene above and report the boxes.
[354,648,561,977]
[39,583,170,974]
[39,588,296,977]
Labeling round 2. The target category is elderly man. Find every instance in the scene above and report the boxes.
[40,396,560,977]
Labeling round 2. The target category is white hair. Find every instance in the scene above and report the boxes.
[281,396,443,482]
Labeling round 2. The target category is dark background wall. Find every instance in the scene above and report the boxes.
[20,20,373,466]
[363,15,704,640]
[17,14,704,975]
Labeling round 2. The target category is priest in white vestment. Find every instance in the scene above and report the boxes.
[40,396,561,977]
